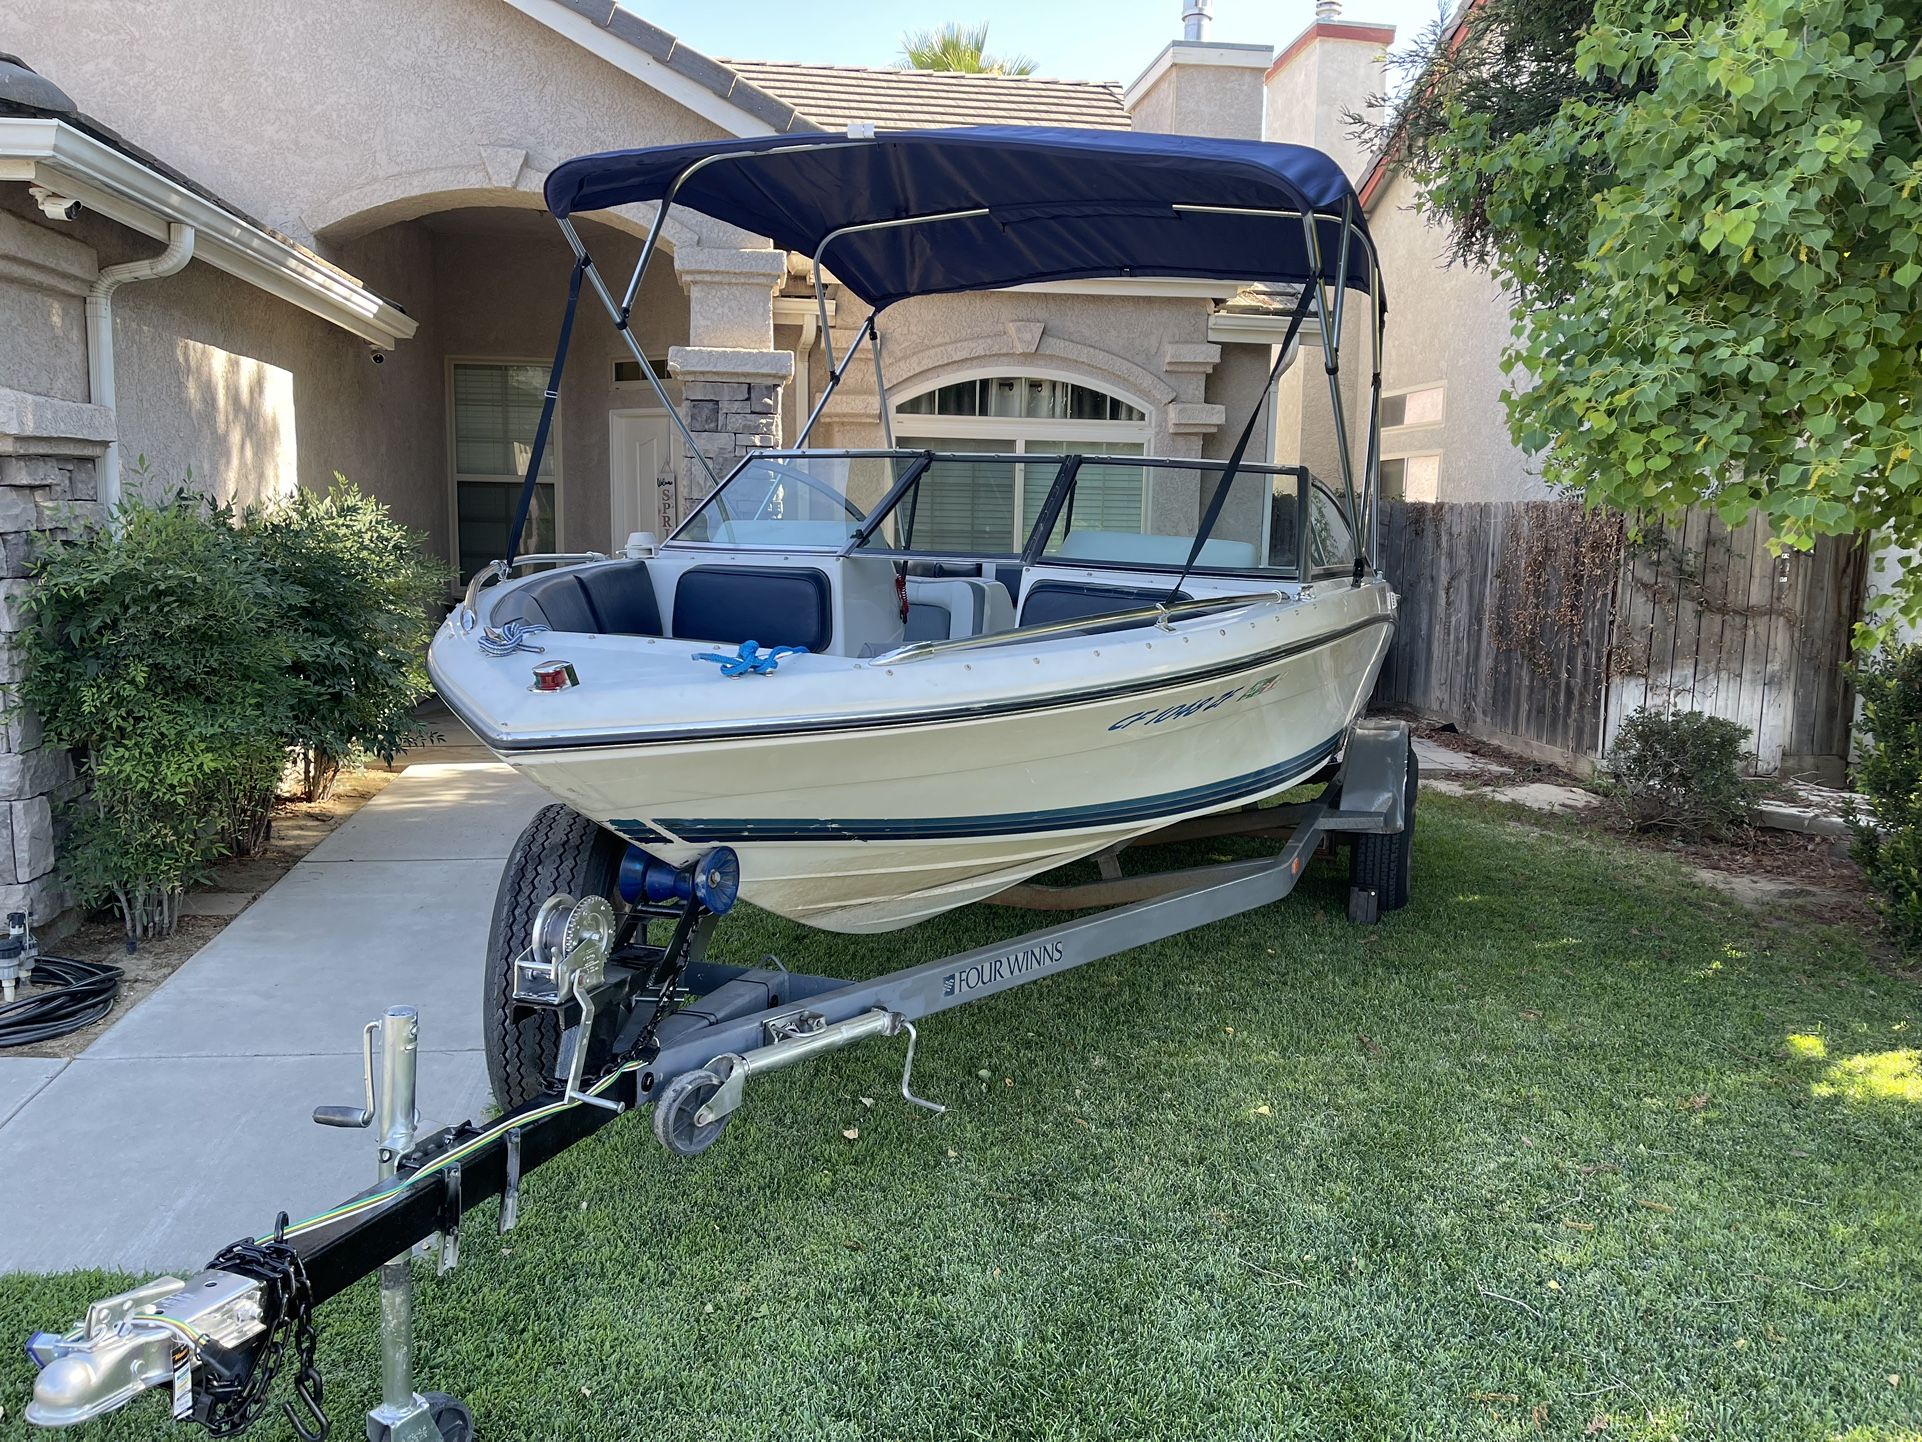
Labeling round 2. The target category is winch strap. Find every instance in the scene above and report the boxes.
[1165,286,1315,601]
[505,254,590,565]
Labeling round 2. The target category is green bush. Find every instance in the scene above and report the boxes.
[251,479,447,799]
[1849,644,1922,953]
[1601,707,1757,840]
[15,482,449,939]
[18,492,295,938]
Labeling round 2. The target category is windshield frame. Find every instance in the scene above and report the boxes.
[664,448,1333,581]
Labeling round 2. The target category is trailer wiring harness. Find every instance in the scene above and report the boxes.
[0,954,121,1048]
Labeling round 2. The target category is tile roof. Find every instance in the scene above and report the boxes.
[719,60,1131,133]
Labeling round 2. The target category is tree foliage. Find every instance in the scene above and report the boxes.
[898,22,1036,76]
[1360,0,1922,637]
[1850,644,1922,952]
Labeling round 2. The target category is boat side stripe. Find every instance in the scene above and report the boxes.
[462,610,1395,753]
[649,732,1344,843]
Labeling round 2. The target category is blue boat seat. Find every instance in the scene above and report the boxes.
[671,565,833,652]
[491,560,663,636]
[1019,580,1189,628]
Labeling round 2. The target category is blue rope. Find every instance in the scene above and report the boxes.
[478,620,550,657]
[691,641,808,676]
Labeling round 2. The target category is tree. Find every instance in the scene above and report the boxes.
[1359,0,1922,640]
[899,21,1036,76]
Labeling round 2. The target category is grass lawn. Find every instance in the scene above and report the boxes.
[3,791,1919,1441]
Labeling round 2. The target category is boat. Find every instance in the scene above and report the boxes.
[428,126,1397,933]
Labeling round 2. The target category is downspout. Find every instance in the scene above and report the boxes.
[87,222,195,513]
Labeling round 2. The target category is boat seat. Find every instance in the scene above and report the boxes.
[904,576,1015,642]
[1019,580,1188,628]
[491,561,662,636]
[671,564,833,651]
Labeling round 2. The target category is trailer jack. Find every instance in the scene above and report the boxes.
[21,723,1413,1434]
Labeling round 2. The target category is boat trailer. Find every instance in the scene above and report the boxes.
[22,719,1413,1438]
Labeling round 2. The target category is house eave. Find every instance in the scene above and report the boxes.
[1207,310,1327,346]
[0,117,417,349]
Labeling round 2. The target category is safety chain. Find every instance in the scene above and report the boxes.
[200,1217,328,1440]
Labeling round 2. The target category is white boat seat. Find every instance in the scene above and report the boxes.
[904,576,1015,642]
[671,564,833,651]
[1019,580,1187,628]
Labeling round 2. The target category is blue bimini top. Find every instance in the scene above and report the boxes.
[544,126,1380,312]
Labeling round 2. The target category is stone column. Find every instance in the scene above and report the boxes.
[0,388,114,937]
[666,246,793,521]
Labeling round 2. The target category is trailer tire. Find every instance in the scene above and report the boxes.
[1348,741,1418,916]
[484,804,626,1111]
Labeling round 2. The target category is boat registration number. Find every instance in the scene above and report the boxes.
[1106,673,1280,732]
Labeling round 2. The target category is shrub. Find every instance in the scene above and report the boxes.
[1600,707,1756,841]
[17,492,295,938]
[250,479,448,799]
[1849,645,1922,952]
[15,481,450,939]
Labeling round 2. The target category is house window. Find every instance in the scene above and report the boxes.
[1379,383,1444,504]
[1380,384,1444,429]
[452,361,557,582]
[1380,453,1441,502]
[612,357,672,387]
[894,374,1151,552]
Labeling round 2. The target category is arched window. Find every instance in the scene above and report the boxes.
[893,373,1152,554]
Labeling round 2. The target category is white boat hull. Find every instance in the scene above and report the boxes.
[435,579,1396,932]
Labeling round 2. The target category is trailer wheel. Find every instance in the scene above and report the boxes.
[484,804,626,1110]
[1348,740,1418,918]
[423,1393,474,1441]
[652,1066,731,1157]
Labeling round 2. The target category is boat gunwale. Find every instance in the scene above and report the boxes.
[430,605,1396,755]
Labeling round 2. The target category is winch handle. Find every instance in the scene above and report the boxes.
[312,1019,379,1129]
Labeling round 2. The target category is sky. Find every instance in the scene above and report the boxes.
[628,0,1451,87]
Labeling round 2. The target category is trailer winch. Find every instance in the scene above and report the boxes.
[22,720,1414,1436]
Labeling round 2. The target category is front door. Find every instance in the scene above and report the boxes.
[609,409,675,543]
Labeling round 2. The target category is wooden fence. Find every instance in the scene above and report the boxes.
[1373,500,1865,779]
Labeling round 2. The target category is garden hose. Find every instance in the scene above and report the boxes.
[0,955,122,1047]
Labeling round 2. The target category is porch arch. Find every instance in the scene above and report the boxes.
[306,160,703,253]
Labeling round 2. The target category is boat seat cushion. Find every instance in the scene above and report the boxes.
[1019,580,1189,628]
[671,565,833,651]
[904,576,1014,642]
[576,560,662,636]
[493,561,662,637]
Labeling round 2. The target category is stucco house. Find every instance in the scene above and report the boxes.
[0,0,1420,923]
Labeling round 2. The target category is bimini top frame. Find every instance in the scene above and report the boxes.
[519,126,1389,568]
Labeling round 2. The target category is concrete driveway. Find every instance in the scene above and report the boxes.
[0,762,545,1275]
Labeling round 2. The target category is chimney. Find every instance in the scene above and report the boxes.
[1125,5,1272,139]
[1263,11,1395,182]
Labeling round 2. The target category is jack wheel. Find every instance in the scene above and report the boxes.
[423,1393,473,1441]
[652,1067,730,1157]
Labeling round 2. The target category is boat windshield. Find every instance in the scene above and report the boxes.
[671,453,919,548]
[671,450,1355,579]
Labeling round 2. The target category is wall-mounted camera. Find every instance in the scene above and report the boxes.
[28,186,80,222]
